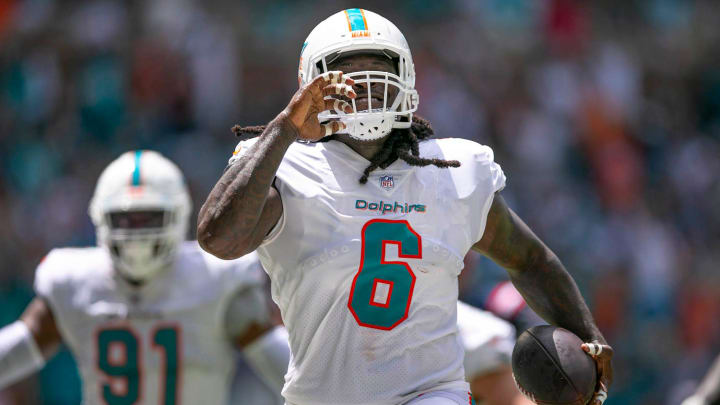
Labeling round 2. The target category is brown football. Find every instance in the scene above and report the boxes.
[511,325,597,405]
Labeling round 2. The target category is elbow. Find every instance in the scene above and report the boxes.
[198,232,251,260]
[197,220,251,260]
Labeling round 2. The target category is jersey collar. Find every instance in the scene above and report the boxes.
[321,139,411,172]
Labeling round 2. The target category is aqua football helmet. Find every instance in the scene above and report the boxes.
[299,9,419,141]
[88,150,192,282]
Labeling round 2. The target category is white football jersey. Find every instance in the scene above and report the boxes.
[34,241,265,405]
[456,301,515,380]
[230,137,506,405]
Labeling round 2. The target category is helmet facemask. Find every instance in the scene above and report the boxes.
[317,51,418,141]
[100,209,184,283]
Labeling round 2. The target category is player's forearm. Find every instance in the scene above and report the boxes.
[0,321,48,389]
[475,197,605,344]
[507,250,605,344]
[198,114,297,258]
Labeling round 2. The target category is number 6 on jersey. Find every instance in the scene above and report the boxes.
[348,219,421,330]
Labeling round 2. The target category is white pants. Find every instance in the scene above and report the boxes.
[285,390,473,405]
[404,390,472,405]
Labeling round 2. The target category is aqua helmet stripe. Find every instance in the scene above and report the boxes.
[132,150,142,186]
[344,8,368,32]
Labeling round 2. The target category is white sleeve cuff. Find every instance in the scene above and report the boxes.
[0,321,46,389]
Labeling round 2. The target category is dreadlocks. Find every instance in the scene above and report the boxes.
[232,115,461,184]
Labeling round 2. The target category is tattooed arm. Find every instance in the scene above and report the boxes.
[197,71,355,259]
[473,195,603,342]
[197,118,293,259]
[473,194,613,405]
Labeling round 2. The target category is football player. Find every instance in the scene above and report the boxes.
[456,302,534,405]
[228,300,535,405]
[198,9,613,405]
[0,150,290,404]
[228,301,534,405]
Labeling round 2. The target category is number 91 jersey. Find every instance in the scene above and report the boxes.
[33,242,264,405]
[231,137,505,405]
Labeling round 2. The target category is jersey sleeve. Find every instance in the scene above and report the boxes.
[456,301,515,379]
[227,137,260,166]
[33,250,72,320]
[468,142,506,244]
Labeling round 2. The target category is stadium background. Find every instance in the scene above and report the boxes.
[1,0,719,404]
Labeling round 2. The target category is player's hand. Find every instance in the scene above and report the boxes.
[581,342,614,405]
[283,71,356,141]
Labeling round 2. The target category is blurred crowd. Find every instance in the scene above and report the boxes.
[1,0,719,404]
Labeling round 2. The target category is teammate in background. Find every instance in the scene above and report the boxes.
[198,9,613,405]
[456,302,534,405]
[682,353,720,405]
[482,281,545,335]
[0,150,290,404]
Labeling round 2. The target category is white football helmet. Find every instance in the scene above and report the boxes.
[88,150,192,282]
[299,8,419,141]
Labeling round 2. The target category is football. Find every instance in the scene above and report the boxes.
[511,325,597,405]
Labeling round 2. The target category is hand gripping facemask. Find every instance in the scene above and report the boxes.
[298,9,419,141]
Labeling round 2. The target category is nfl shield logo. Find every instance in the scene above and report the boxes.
[380,175,394,190]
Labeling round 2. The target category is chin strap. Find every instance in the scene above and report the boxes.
[0,321,46,389]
